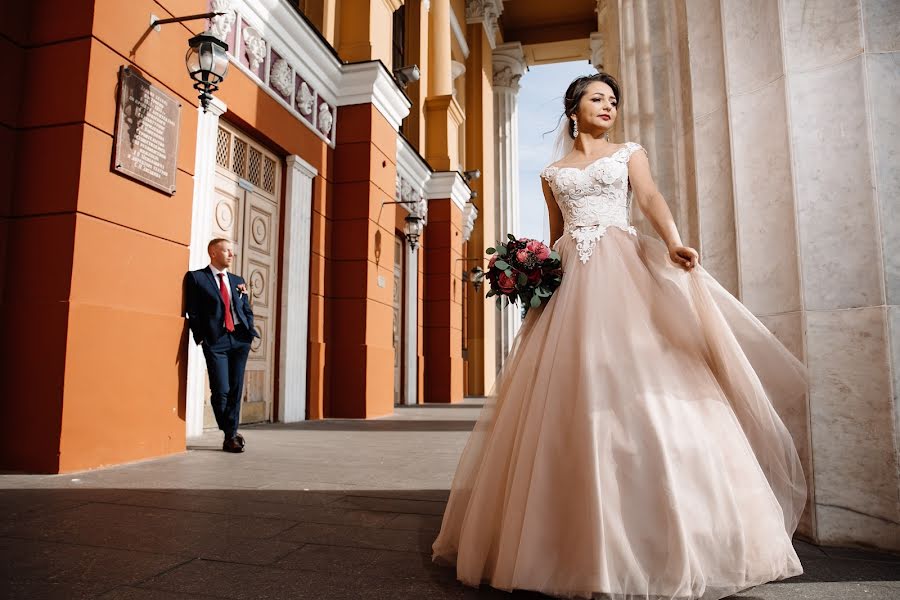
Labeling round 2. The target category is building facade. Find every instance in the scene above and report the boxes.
[1,0,897,552]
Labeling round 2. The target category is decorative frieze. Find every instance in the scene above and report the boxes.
[462,202,478,242]
[466,0,504,49]
[207,0,338,146]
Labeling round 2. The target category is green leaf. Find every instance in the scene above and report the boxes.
[517,272,528,286]
[495,296,502,310]
[507,233,517,241]
[497,245,508,257]
[495,259,509,270]
[504,269,513,277]
[530,294,541,308]
[486,289,496,297]
[549,250,560,261]
[486,246,496,254]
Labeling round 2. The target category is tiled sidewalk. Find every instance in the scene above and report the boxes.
[1,401,897,599]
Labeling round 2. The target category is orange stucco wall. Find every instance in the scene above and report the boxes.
[424,198,465,403]
[0,0,331,473]
[327,103,398,418]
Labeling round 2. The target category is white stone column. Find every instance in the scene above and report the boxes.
[279,155,317,422]
[186,98,227,439]
[492,41,526,366]
[590,32,605,72]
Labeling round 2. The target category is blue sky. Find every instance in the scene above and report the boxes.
[515,60,595,243]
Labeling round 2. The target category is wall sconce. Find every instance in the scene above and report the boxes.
[463,266,485,292]
[458,258,487,293]
[186,32,230,112]
[380,199,427,251]
[133,11,229,112]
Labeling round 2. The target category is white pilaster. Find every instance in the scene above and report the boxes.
[279,155,317,422]
[404,241,419,405]
[186,98,227,439]
[492,42,526,367]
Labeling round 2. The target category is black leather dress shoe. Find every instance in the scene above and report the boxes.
[222,437,244,453]
[234,433,245,448]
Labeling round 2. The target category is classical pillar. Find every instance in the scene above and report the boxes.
[337,0,403,67]
[618,0,645,152]
[424,173,470,403]
[492,42,526,367]
[425,0,464,170]
[633,0,657,165]
[590,32,605,72]
[186,97,227,438]
[279,155,317,422]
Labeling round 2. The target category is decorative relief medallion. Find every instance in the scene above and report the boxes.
[251,215,267,246]
[296,81,315,116]
[242,26,266,71]
[270,58,292,98]
[215,201,235,231]
[209,0,235,41]
[317,102,333,135]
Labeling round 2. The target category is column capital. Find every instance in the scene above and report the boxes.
[466,0,504,49]
[492,42,527,92]
[286,155,318,179]
[590,32,605,72]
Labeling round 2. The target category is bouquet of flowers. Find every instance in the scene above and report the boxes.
[485,234,563,312]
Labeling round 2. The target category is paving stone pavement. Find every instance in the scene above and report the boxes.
[1,400,897,599]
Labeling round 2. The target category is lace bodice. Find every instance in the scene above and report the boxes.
[541,142,647,263]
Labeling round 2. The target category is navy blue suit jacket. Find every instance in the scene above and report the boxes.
[184,266,259,346]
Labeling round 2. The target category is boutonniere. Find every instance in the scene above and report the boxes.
[236,283,248,297]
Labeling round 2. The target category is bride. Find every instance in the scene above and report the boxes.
[431,73,808,600]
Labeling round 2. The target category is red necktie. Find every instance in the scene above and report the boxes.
[217,273,235,332]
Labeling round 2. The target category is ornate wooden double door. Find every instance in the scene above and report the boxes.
[205,121,281,426]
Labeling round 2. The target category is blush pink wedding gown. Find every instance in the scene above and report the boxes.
[432,143,808,600]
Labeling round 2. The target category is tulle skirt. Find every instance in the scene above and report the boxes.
[432,227,808,600]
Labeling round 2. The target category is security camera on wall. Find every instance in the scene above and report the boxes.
[394,64,420,88]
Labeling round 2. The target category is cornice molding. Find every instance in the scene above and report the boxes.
[339,61,412,131]
[426,171,471,210]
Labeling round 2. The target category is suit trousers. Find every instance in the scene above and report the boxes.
[201,327,253,439]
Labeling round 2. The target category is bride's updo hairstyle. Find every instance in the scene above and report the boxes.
[563,72,621,139]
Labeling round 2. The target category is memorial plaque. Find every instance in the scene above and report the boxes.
[113,66,181,195]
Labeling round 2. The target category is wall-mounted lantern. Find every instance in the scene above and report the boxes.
[133,11,230,112]
[186,32,230,112]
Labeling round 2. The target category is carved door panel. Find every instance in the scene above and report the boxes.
[204,121,281,429]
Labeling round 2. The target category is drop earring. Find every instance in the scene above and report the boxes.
[572,118,579,138]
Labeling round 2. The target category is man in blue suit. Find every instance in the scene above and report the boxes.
[185,238,259,453]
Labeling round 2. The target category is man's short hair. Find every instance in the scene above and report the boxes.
[208,238,231,251]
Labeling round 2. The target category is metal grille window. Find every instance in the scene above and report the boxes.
[262,157,276,193]
[215,128,230,168]
[232,138,248,178]
[248,147,262,186]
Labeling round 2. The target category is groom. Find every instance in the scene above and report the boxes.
[184,238,259,453]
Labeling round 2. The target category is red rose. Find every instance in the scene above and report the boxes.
[497,271,516,293]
